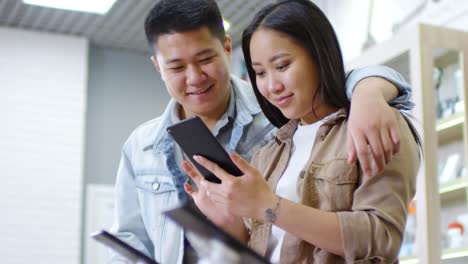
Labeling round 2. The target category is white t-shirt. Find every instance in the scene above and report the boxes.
[266,112,338,263]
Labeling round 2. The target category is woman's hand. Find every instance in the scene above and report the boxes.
[192,152,277,220]
[181,160,233,226]
[182,159,250,242]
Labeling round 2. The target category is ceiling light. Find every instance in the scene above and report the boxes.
[22,0,117,15]
[223,19,231,31]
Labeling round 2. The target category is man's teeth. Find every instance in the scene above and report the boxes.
[191,87,210,94]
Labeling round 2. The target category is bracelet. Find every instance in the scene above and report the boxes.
[265,196,282,223]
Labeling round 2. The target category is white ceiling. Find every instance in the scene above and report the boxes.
[3,0,468,60]
[0,0,275,54]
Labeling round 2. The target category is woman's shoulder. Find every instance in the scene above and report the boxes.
[252,137,281,159]
[250,134,288,173]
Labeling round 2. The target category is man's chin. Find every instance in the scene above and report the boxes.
[185,107,217,117]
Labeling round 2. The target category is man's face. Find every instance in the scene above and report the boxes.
[152,27,232,119]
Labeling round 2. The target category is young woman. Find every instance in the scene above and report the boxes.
[182,0,421,263]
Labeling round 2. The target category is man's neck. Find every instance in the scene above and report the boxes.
[178,101,230,131]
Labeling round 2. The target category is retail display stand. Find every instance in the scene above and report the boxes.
[348,23,468,264]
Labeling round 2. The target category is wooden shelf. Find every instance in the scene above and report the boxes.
[439,177,468,203]
[409,178,468,203]
[400,246,468,264]
[437,112,464,145]
[400,255,418,264]
[347,23,468,263]
[442,246,468,263]
[434,48,460,69]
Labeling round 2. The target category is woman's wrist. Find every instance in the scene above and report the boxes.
[217,217,248,242]
[255,192,281,222]
[217,215,243,228]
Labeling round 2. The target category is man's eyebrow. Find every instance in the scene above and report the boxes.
[165,58,182,65]
[165,49,216,65]
[195,48,216,57]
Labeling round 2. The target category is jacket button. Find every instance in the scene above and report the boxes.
[152,182,160,191]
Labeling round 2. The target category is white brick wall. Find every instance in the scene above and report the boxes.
[0,27,88,263]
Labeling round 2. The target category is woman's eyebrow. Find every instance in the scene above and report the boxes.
[269,53,290,63]
[252,53,290,66]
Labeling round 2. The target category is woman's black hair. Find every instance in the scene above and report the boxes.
[242,0,349,128]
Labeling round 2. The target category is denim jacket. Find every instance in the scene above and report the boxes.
[346,65,414,111]
[110,68,412,264]
[110,75,274,264]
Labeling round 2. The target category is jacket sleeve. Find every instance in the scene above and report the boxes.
[345,65,414,111]
[337,111,420,262]
[109,140,153,263]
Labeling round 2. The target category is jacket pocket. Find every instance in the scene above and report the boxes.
[135,174,177,195]
[134,174,177,233]
[312,159,358,211]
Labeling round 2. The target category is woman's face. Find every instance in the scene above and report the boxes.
[249,28,322,124]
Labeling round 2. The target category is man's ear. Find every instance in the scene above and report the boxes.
[151,55,166,81]
[150,55,161,73]
[224,35,232,60]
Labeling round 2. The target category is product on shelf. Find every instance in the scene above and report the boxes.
[447,221,464,249]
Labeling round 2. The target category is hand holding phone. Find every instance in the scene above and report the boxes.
[166,116,243,183]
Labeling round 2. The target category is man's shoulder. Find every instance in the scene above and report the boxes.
[135,116,164,135]
[230,75,251,88]
[124,115,166,150]
[230,75,263,117]
[230,75,254,98]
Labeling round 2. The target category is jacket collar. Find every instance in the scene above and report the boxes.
[230,74,262,126]
[275,108,348,143]
[141,75,262,153]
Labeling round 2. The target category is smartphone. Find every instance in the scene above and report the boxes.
[91,230,159,264]
[166,116,243,183]
[163,201,269,264]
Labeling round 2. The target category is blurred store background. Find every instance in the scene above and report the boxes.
[2,0,468,263]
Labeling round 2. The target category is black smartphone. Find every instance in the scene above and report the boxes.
[91,230,159,264]
[163,202,269,264]
[166,116,243,183]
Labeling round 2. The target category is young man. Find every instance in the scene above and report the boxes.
[110,0,413,263]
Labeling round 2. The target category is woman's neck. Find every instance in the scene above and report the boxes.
[300,103,339,125]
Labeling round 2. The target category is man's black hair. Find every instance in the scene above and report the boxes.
[144,0,226,48]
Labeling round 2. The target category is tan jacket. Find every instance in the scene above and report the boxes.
[248,109,420,263]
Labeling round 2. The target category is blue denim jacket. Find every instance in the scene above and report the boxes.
[346,65,414,111]
[110,68,412,264]
[110,75,274,264]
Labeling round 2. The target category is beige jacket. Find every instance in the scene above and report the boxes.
[248,109,420,263]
